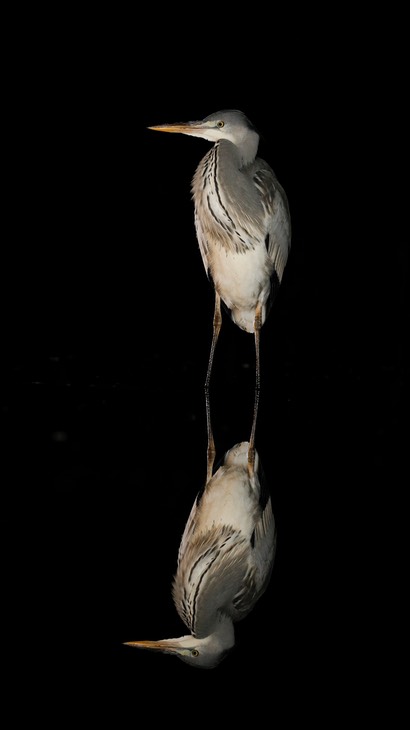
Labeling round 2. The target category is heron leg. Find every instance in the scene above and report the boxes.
[205,385,215,484]
[205,293,221,483]
[248,305,262,478]
[205,293,222,390]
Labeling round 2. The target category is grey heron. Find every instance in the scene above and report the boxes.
[148,110,291,476]
[123,438,276,669]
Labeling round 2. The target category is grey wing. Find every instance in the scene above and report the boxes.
[253,163,291,283]
[252,495,277,596]
[232,496,276,618]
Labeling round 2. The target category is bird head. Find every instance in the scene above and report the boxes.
[148,110,259,166]
[124,632,233,669]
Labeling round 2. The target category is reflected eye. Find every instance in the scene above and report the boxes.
[191,649,199,657]
[217,121,224,128]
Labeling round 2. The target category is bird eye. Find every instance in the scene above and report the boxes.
[191,649,199,657]
[217,121,224,128]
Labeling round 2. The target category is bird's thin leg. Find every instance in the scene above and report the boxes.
[205,385,215,484]
[248,305,262,479]
[205,292,222,390]
[205,293,221,483]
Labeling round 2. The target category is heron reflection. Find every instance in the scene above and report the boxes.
[124,394,276,668]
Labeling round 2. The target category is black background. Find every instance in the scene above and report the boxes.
[2,8,408,722]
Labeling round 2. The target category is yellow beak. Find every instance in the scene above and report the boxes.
[123,639,181,654]
[148,121,205,134]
